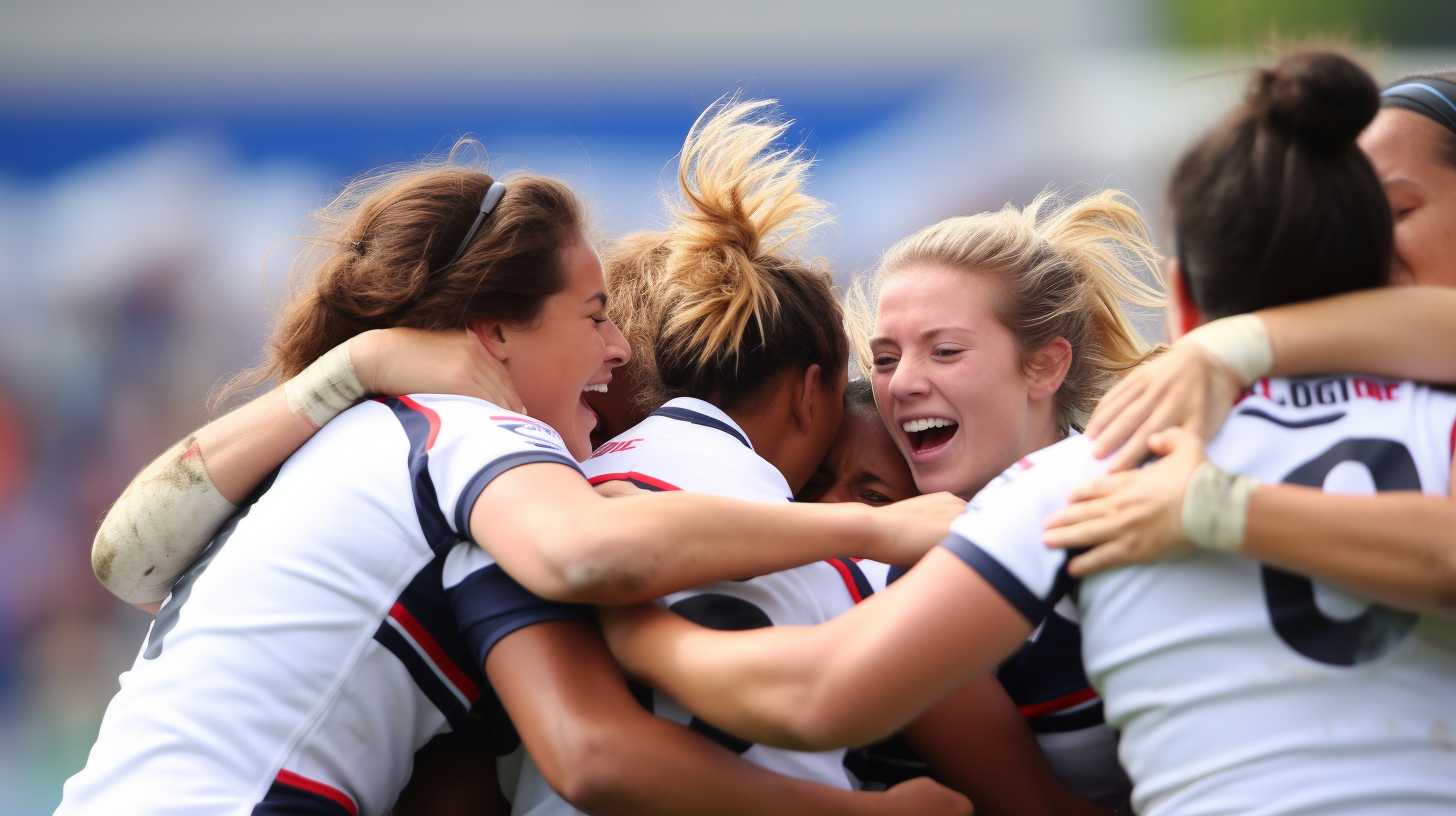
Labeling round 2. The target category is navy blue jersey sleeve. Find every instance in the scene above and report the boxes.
[443,542,590,668]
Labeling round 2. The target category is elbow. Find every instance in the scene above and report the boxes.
[541,722,639,813]
[774,675,863,753]
[520,527,650,606]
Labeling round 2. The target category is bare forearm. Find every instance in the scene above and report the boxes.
[907,675,1106,816]
[617,614,835,751]
[585,715,883,816]
[1243,487,1456,616]
[525,495,886,604]
[191,387,317,502]
[1261,287,1456,383]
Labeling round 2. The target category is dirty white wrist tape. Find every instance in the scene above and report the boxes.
[1183,314,1273,387]
[283,341,365,429]
[93,440,238,605]
[1181,460,1260,553]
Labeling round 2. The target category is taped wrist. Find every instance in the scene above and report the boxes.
[1184,314,1273,387]
[284,341,365,429]
[1181,460,1260,553]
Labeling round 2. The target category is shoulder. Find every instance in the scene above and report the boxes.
[955,435,1102,531]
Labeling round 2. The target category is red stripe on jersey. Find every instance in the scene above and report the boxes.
[388,603,481,702]
[275,769,359,816]
[587,471,683,492]
[396,396,441,450]
[1018,686,1098,719]
[826,558,865,604]
[1448,417,1455,460]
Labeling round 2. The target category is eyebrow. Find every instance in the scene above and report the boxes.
[870,326,973,345]
[585,292,607,307]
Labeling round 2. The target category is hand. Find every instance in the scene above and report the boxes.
[870,492,967,567]
[1043,428,1206,576]
[349,328,525,413]
[594,480,648,499]
[880,777,973,816]
[1086,341,1243,472]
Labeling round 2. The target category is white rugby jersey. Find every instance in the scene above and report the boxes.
[59,395,587,816]
[943,376,1456,816]
[507,397,874,815]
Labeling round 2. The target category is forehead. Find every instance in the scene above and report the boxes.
[1360,108,1447,177]
[559,237,604,291]
[874,263,1003,337]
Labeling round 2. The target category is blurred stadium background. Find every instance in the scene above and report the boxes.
[1,1,1452,811]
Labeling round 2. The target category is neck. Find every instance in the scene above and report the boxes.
[724,396,808,492]
[1021,397,1065,459]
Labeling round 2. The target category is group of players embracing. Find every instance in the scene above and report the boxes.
[60,47,1456,816]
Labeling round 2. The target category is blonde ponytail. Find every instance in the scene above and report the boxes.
[877,189,1164,430]
[641,96,844,407]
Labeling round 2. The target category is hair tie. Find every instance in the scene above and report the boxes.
[351,240,366,254]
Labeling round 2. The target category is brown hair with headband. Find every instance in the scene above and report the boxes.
[225,144,583,398]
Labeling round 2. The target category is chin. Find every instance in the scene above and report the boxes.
[912,466,977,501]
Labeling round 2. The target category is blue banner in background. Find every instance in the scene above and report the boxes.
[1,80,938,181]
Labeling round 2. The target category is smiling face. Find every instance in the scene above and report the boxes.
[503,235,631,459]
[798,403,918,506]
[1359,108,1456,288]
[869,263,1040,499]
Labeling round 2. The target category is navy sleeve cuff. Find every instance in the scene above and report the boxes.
[453,450,582,539]
[940,532,1056,626]
[448,563,592,667]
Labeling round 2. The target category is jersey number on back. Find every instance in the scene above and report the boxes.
[1260,438,1420,667]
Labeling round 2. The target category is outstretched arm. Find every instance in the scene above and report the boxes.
[93,328,520,607]
[472,462,965,605]
[601,547,1031,751]
[488,619,970,816]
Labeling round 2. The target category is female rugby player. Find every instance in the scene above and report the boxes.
[1037,72,1456,616]
[601,50,1456,816]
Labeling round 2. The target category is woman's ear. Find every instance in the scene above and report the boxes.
[1167,258,1203,341]
[791,364,824,432]
[1025,336,1072,401]
[469,321,511,362]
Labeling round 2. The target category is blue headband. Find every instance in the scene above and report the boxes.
[1381,79,1456,135]
[448,180,508,265]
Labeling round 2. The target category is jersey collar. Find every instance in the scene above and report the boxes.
[651,397,753,450]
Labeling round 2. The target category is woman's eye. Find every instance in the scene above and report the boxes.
[872,355,898,368]
[591,313,609,325]
[859,489,893,507]
[931,347,963,359]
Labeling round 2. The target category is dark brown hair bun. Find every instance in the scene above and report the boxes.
[1248,51,1379,151]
